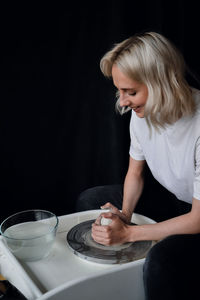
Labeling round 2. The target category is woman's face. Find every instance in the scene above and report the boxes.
[112,64,148,118]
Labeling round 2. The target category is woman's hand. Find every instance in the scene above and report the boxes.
[100,202,132,224]
[92,212,131,246]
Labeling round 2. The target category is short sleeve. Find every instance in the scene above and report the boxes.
[193,137,200,200]
[129,114,145,161]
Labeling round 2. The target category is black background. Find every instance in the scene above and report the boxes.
[1,1,200,222]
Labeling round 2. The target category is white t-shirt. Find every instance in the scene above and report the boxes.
[129,88,200,204]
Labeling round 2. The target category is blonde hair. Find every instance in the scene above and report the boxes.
[100,32,195,129]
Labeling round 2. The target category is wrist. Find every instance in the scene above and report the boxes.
[122,210,132,223]
[126,224,144,243]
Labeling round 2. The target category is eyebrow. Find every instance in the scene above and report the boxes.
[116,87,136,92]
[120,88,135,91]
[113,81,137,91]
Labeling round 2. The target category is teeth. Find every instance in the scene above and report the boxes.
[129,105,140,110]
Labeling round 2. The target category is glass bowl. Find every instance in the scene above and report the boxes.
[0,209,59,262]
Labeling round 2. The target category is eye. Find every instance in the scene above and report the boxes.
[129,91,136,96]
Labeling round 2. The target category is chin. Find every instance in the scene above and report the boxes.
[136,112,145,118]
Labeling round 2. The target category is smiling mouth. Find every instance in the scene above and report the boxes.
[132,106,141,111]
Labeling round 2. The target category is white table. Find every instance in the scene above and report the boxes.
[0,210,156,300]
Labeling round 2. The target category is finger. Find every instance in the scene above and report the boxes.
[101,206,127,223]
[102,204,121,217]
[101,212,113,218]
[100,202,117,211]
[101,212,121,221]
[91,229,109,242]
[94,238,111,246]
[91,232,111,245]
[94,215,102,225]
[92,223,108,232]
[91,229,108,239]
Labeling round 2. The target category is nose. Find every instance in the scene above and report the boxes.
[119,92,131,107]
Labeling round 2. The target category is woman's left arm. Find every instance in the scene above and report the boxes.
[127,197,200,242]
[92,198,200,246]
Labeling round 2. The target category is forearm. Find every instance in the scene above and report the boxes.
[127,203,200,242]
[122,170,144,221]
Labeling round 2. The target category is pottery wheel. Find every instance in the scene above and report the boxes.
[66,220,153,264]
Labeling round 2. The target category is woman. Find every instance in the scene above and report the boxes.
[76,32,200,299]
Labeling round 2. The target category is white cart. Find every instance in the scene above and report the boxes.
[0,210,156,300]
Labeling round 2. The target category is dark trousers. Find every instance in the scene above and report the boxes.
[76,184,200,300]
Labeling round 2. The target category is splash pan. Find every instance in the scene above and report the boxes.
[66,220,153,264]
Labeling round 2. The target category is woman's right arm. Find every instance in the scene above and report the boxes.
[122,156,146,222]
[92,156,146,244]
[100,156,145,224]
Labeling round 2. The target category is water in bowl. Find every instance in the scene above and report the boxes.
[4,221,56,261]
